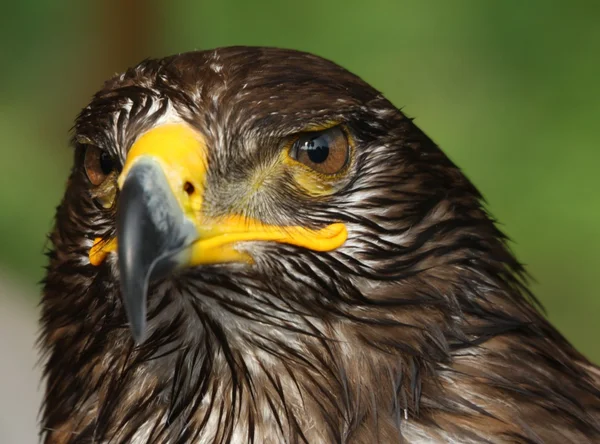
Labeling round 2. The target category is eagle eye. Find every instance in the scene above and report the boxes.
[83,145,118,208]
[84,146,115,186]
[289,127,349,175]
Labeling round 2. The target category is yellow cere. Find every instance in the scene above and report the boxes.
[88,123,349,267]
[120,123,208,218]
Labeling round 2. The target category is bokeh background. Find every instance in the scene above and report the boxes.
[1,1,599,441]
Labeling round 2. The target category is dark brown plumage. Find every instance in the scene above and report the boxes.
[40,47,600,443]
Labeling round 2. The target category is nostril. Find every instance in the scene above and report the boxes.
[183,181,195,196]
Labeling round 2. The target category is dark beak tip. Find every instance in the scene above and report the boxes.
[131,327,146,345]
[127,303,147,345]
[116,159,197,345]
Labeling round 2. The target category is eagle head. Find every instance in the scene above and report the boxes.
[40,47,600,443]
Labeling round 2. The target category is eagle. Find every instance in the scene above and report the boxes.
[40,47,600,443]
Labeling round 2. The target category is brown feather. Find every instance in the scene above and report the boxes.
[40,47,600,443]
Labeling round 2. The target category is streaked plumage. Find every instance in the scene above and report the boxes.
[40,47,600,443]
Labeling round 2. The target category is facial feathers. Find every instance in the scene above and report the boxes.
[40,47,600,443]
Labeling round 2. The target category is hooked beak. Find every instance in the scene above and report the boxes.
[115,156,197,343]
[88,123,347,343]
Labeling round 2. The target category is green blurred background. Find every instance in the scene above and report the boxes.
[1,2,599,438]
[1,0,599,360]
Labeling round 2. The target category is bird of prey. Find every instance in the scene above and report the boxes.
[39,47,600,443]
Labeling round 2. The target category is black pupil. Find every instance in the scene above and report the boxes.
[99,152,114,175]
[303,136,329,164]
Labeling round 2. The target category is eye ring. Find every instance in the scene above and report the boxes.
[84,146,115,186]
[289,126,350,175]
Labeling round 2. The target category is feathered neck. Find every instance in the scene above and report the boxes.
[40,244,600,443]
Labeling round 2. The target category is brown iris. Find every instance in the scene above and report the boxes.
[83,146,117,208]
[289,127,349,175]
[84,146,115,186]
